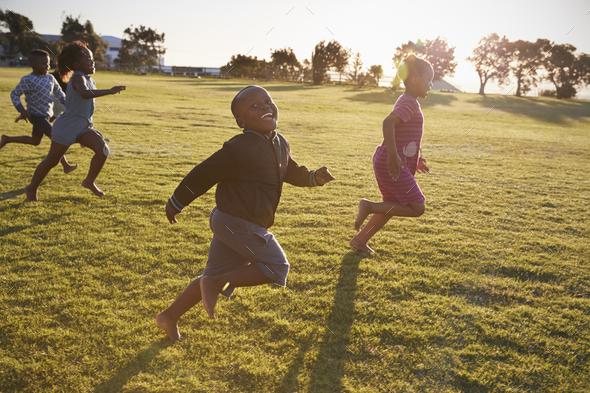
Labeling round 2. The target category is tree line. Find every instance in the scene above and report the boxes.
[2,9,588,99]
[0,10,165,71]
[222,34,589,99]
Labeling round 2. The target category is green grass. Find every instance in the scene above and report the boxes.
[1,68,589,392]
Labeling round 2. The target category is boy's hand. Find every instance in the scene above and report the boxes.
[416,157,430,174]
[110,86,126,94]
[314,166,335,185]
[387,152,403,180]
[166,200,180,224]
[17,110,31,123]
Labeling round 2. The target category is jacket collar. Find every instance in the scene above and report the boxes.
[244,129,277,140]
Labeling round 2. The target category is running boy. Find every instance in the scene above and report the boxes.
[350,55,433,254]
[1,49,77,173]
[157,85,335,341]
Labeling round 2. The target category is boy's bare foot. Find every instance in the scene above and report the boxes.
[63,163,78,174]
[156,312,183,342]
[349,237,375,255]
[199,276,219,319]
[25,185,38,202]
[0,135,7,151]
[354,199,371,232]
[81,180,105,197]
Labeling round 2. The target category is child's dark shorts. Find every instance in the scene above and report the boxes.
[30,116,52,138]
[199,206,290,298]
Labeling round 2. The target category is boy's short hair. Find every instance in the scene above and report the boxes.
[29,49,50,61]
[230,85,258,118]
[398,55,432,83]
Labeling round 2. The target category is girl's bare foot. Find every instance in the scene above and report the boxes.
[24,185,38,202]
[349,236,375,255]
[81,180,105,197]
[354,199,371,232]
[199,276,219,319]
[0,135,7,151]
[63,163,78,174]
[156,312,183,342]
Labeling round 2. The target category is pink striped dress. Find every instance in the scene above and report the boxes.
[373,94,426,206]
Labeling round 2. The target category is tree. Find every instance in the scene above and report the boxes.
[0,10,49,60]
[221,54,260,79]
[392,37,457,82]
[368,65,383,86]
[311,40,350,85]
[271,47,301,81]
[466,33,512,95]
[346,51,363,84]
[543,43,590,99]
[508,39,549,97]
[116,25,166,71]
[60,15,108,62]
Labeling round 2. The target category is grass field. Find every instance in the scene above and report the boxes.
[1,68,589,392]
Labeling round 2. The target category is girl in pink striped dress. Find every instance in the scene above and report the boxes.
[350,55,433,254]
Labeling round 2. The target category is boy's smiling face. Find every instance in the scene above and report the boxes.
[30,55,50,76]
[234,87,278,136]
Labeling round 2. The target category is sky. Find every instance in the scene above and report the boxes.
[3,0,590,96]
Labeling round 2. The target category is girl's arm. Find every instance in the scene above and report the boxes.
[382,112,404,180]
[71,74,126,99]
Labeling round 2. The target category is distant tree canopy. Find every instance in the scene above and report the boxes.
[60,15,108,62]
[466,33,512,95]
[346,51,363,85]
[392,36,457,85]
[542,43,590,99]
[221,54,261,79]
[0,10,54,60]
[116,25,166,71]
[271,47,301,81]
[368,64,383,86]
[506,39,550,97]
[311,40,350,85]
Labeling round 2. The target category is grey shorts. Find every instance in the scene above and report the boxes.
[51,113,101,146]
[201,206,289,298]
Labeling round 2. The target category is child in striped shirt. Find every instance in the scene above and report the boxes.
[350,55,433,254]
[1,49,77,173]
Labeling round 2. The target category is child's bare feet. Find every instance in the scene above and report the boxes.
[25,185,38,202]
[81,180,105,197]
[354,199,371,232]
[63,163,78,174]
[349,236,375,255]
[199,276,220,319]
[0,135,7,151]
[156,312,183,342]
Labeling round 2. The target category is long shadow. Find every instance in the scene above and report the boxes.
[466,94,590,124]
[275,328,321,393]
[0,213,72,238]
[0,188,25,202]
[93,339,171,393]
[306,252,365,392]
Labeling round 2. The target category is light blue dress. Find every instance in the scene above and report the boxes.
[51,71,101,146]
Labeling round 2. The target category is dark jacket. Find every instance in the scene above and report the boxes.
[169,130,319,228]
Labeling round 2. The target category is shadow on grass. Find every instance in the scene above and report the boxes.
[295,251,365,392]
[346,89,458,107]
[466,94,590,124]
[0,187,25,202]
[93,338,171,393]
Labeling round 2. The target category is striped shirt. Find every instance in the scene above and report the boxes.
[373,94,425,205]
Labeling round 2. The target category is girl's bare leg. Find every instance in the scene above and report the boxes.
[25,141,70,201]
[76,131,108,197]
[350,199,425,253]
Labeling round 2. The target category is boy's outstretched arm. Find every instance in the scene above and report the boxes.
[164,143,236,223]
[284,153,335,187]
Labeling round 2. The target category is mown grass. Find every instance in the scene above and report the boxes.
[0,68,589,392]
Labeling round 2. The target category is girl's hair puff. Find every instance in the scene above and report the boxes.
[397,54,432,84]
[56,40,90,83]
